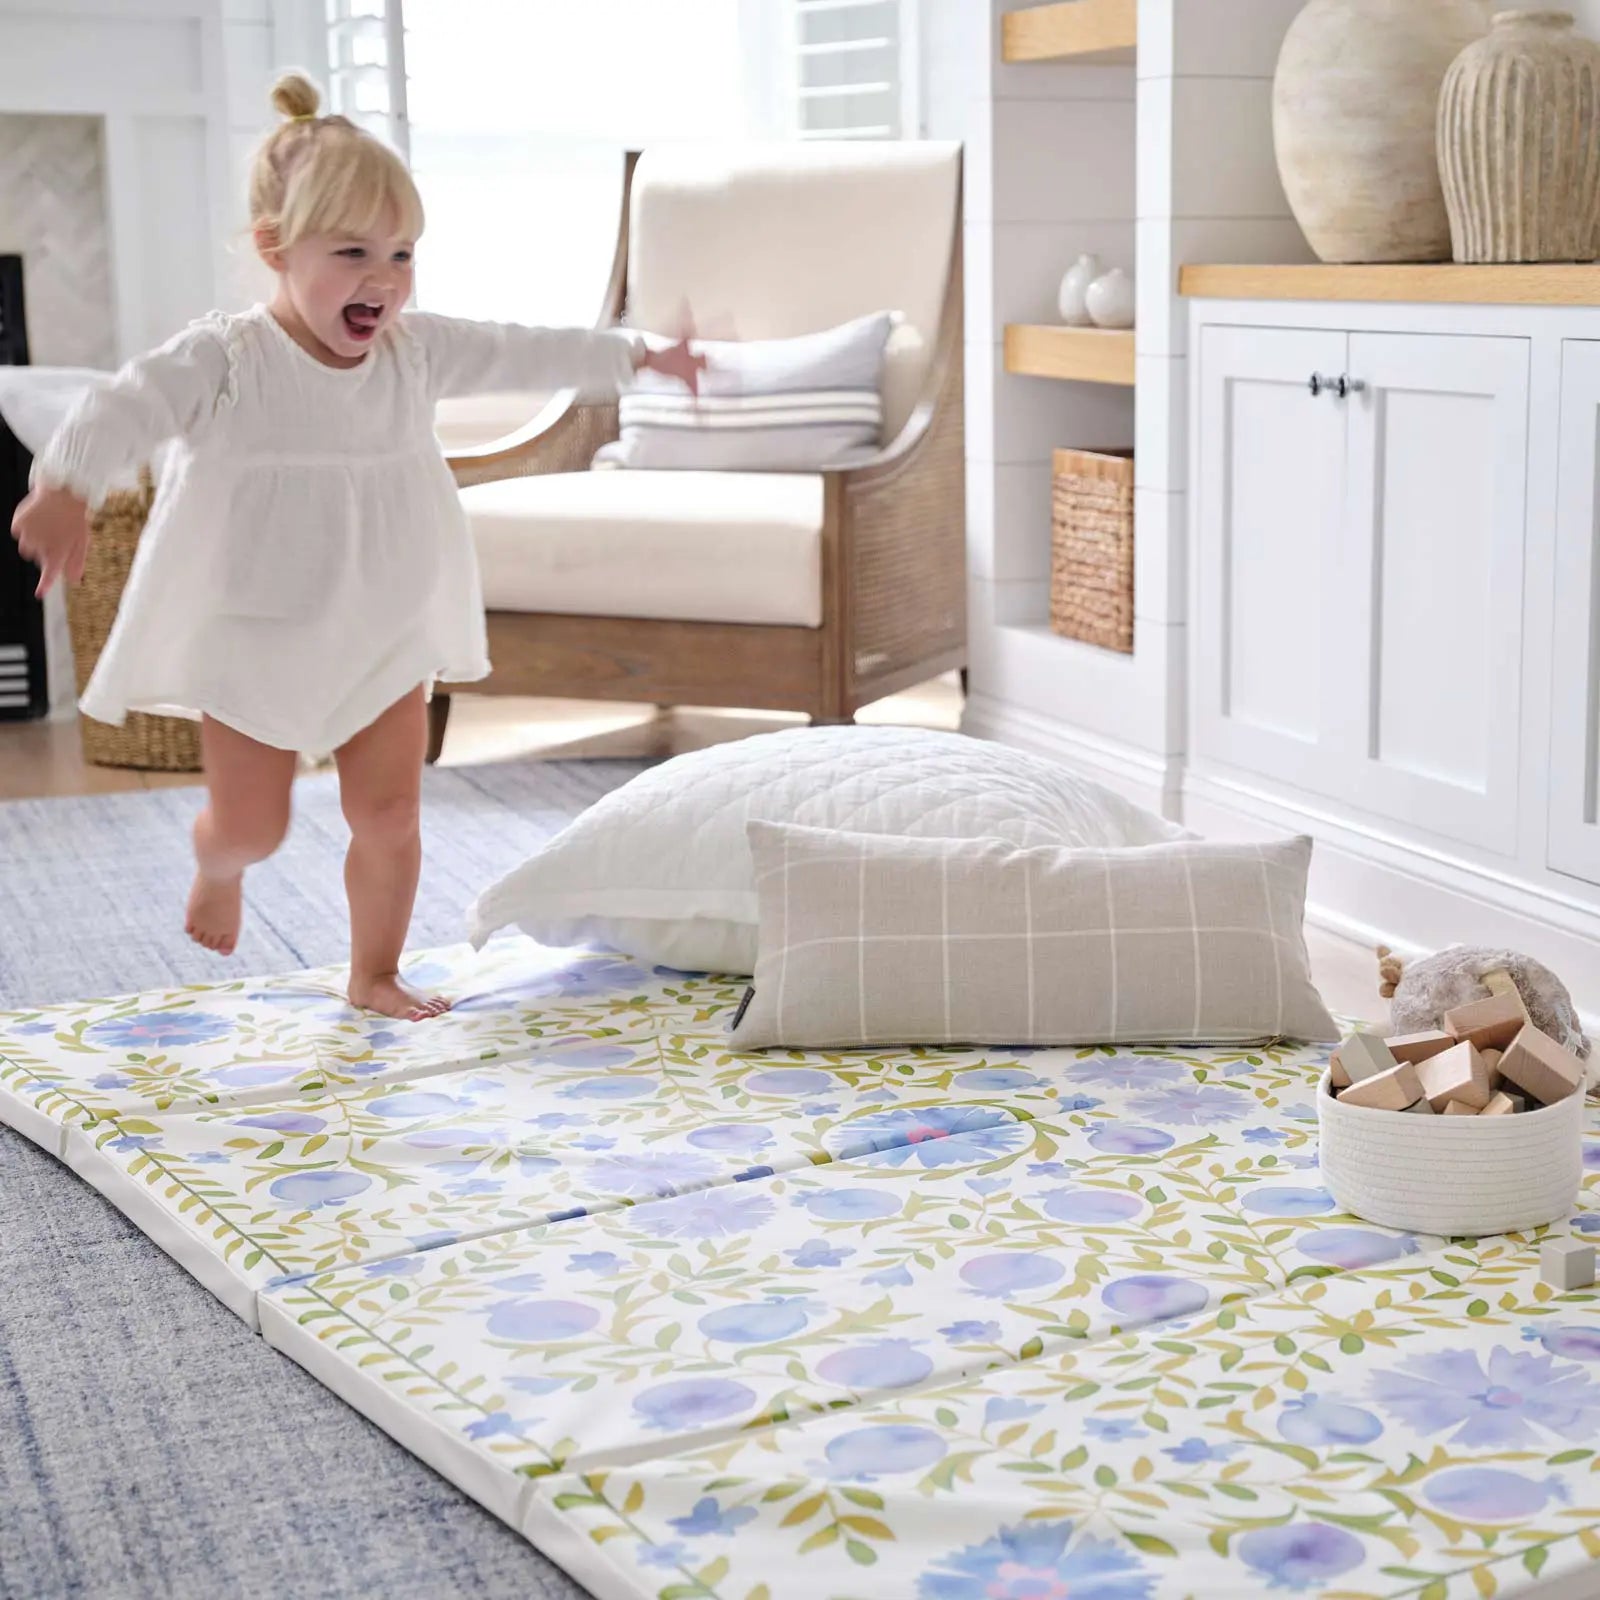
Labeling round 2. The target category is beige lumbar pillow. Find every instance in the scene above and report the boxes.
[730,822,1338,1050]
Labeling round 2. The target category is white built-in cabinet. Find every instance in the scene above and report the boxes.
[1196,323,1530,854]
[1553,342,1600,889]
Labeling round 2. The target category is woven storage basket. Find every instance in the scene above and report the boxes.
[64,471,202,772]
[1050,447,1134,654]
[1318,1069,1584,1235]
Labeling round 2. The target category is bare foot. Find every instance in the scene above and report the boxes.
[186,872,242,956]
[349,971,453,1022]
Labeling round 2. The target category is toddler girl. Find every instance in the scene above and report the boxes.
[9,72,701,1021]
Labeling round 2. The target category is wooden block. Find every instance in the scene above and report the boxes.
[1337,1061,1423,1111]
[1403,1097,1436,1114]
[1443,1100,1479,1116]
[1540,1237,1597,1291]
[1480,1047,1503,1080]
[1329,1051,1350,1090]
[1498,1023,1584,1106]
[1415,1040,1492,1111]
[1384,1029,1455,1065]
[1443,989,1528,1052]
[1478,1091,1520,1117]
[1336,1031,1398,1086]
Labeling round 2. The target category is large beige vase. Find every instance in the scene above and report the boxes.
[1439,11,1600,262]
[1274,0,1490,262]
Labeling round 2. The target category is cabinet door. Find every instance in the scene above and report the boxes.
[1551,341,1600,885]
[1336,333,1529,852]
[1194,324,1348,790]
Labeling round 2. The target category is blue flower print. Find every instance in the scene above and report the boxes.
[687,1123,775,1154]
[1071,1057,1187,1092]
[649,1187,776,1240]
[1163,1437,1243,1465]
[12,1021,58,1037]
[243,987,352,1018]
[940,1320,1002,1344]
[558,1077,654,1102]
[918,1520,1154,1600]
[444,1180,501,1199]
[538,1040,637,1070]
[667,1497,758,1539]
[699,1301,812,1345]
[633,1378,755,1433]
[367,1091,468,1120]
[745,1068,835,1097]
[363,1028,405,1050]
[954,1068,1041,1092]
[1237,1523,1364,1591]
[1042,1189,1144,1227]
[959,1252,1066,1299]
[569,1134,616,1152]
[835,1107,1030,1168]
[788,1239,854,1269]
[800,1101,841,1117]
[799,1188,902,1222]
[269,1170,372,1209]
[1524,1323,1600,1361]
[1127,1085,1250,1126]
[1083,1417,1147,1443]
[964,1176,1010,1197]
[1426,1467,1557,1523]
[985,1398,1045,1425]
[638,1542,690,1570]
[1028,1162,1070,1179]
[360,1256,423,1278]
[86,1010,232,1050]
[1242,1126,1288,1145]
[91,1072,131,1090]
[484,1299,599,1342]
[492,1272,547,1293]
[1055,1093,1105,1114]
[1240,1186,1336,1217]
[586,1151,718,1198]
[187,1150,229,1165]
[1296,1229,1420,1270]
[108,1134,160,1153]
[862,1261,914,1287]
[505,1376,566,1396]
[233,1111,328,1135]
[817,1340,933,1390]
[458,958,648,1008]
[1086,1125,1174,1157]
[1277,1396,1382,1447]
[1101,1275,1208,1324]
[824,1424,947,1481]
[570,1251,623,1275]
[464,1410,524,1440]
[1370,1346,1600,1449]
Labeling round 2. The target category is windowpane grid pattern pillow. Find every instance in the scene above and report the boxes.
[597,311,896,471]
[731,823,1338,1049]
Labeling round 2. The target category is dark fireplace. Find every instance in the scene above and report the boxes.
[0,254,48,719]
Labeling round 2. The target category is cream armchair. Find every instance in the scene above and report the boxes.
[432,141,965,762]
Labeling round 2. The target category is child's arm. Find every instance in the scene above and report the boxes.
[405,313,702,400]
[10,322,230,596]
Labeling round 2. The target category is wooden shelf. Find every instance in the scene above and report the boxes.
[1179,262,1600,306]
[1001,0,1137,63]
[1003,324,1135,386]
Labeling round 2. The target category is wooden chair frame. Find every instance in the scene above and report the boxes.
[432,150,966,763]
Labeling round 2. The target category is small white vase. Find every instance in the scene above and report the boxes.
[1057,253,1101,326]
[1086,267,1135,329]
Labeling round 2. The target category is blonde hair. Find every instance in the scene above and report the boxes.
[250,71,424,250]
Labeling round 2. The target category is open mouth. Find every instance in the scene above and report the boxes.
[342,301,384,340]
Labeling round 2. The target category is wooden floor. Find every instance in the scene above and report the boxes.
[0,675,1384,1026]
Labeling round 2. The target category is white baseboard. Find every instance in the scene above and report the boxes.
[961,693,1183,821]
[1186,767,1600,1029]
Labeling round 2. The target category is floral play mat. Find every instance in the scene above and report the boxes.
[3,940,1599,1600]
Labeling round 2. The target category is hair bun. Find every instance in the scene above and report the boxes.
[270,71,321,122]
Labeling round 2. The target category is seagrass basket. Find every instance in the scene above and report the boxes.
[64,470,202,772]
[1049,447,1134,654]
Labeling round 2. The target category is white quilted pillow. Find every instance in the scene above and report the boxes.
[468,726,1187,974]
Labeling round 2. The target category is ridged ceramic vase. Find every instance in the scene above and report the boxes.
[1274,0,1490,262]
[1438,10,1600,262]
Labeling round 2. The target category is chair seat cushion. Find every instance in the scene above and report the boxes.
[463,468,825,627]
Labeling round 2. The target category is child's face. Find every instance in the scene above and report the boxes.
[271,224,416,363]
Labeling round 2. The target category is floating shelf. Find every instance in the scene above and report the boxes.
[1004,324,1135,386]
[1179,262,1600,307]
[1001,0,1137,63]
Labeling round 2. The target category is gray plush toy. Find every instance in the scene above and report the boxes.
[1378,944,1591,1077]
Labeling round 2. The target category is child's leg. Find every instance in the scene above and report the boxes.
[335,685,449,1022]
[188,715,297,956]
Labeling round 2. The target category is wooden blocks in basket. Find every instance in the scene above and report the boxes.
[1050,448,1133,655]
[1329,1008,1585,1118]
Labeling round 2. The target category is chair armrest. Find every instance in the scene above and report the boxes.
[446,394,620,490]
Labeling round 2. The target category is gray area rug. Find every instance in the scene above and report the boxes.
[0,756,648,1600]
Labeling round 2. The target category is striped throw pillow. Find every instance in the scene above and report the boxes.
[597,310,896,472]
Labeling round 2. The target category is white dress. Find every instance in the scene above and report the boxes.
[35,306,639,753]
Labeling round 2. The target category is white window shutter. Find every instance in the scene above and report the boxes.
[792,0,916,140]
[324,0,410,159]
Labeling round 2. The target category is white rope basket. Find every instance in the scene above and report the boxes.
[1317,1069,1585,1236]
